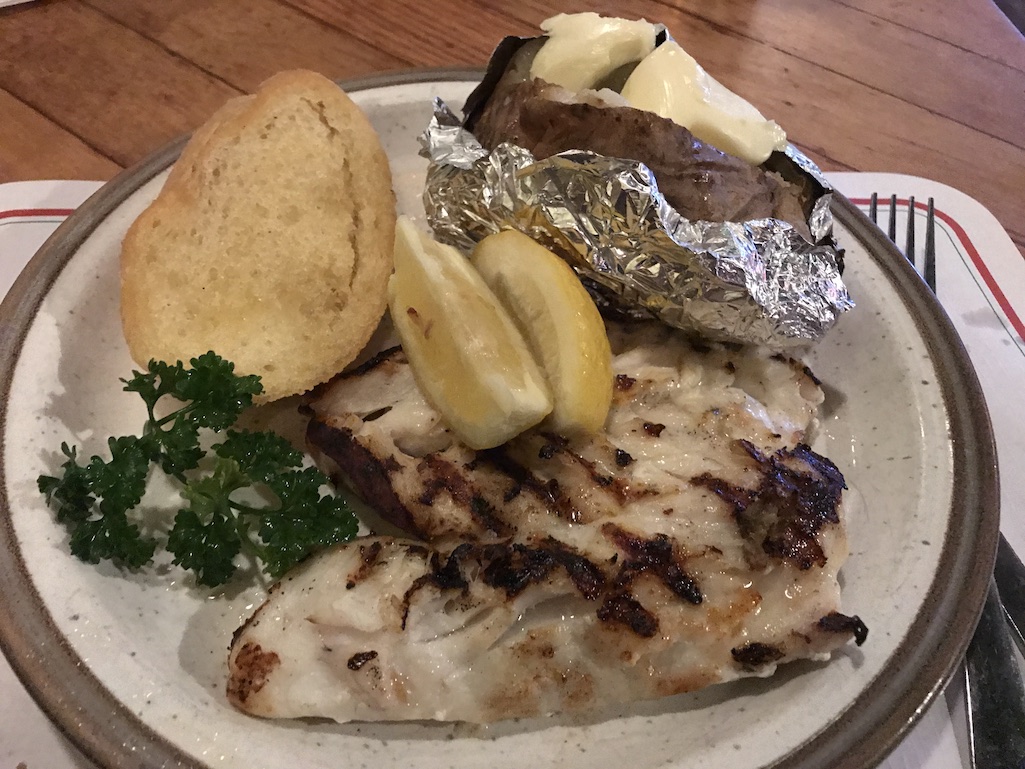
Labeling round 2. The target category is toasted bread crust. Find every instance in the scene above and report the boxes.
[120,70,395,401]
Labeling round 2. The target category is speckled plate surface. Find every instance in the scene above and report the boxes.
[0,72,999,769]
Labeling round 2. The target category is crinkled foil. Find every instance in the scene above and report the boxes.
[420,51,852,351]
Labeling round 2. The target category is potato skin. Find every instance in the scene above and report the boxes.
[471,78,810,235]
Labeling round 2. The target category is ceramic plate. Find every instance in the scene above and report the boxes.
[0,72,999,769]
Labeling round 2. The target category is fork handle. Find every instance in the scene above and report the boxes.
[965,578,1025,768]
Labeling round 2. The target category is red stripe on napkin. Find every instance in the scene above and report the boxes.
[0,208,75,221]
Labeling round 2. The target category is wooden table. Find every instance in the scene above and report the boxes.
[1,0,1023,257]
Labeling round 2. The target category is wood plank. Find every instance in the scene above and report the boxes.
[653,0,1025,150]
[837,0,1025,72]
[478,0,1025,251]
[83,0,409,92]
[0,0,239,167]
[0,89,121,182]
[283,0,536,68]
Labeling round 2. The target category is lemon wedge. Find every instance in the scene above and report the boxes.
[388,217,553,450]
[471,230,613,435]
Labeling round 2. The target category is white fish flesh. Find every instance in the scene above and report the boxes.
[227,321,865,723]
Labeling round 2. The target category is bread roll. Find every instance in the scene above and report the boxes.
[120,69,395,402]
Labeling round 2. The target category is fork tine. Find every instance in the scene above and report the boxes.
[906,195,916,266]
[887,194,898,243]
[924,197,937,292]
[870,192,879,224]
[910,193,918,266]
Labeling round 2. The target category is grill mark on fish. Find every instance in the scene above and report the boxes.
[731,642,785,670]
[475,444,582,523]
[347,650,379,670]
[691,440,845,570]
[226,643,280,705]
[818,611,869,646]
[603,523,703,604]
[346,540,384,589]
[400,545,472,629]
[481,538,606,600]
[597,592,658,637]
[362,406,392,422]
[343,345,403,379]
[536,433,640,506]
[400,538,608,627]
[418,455,514,536]
[305,418,422,536]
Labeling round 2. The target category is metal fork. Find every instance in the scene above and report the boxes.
[869,193,1025,768]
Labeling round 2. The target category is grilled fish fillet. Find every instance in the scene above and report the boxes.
[227,321,866,723]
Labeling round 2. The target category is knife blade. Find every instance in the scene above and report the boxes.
[965,578,1025,768]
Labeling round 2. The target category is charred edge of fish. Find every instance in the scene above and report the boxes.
[769,352,822,387]
[230,595,273,648]
[419,454,513,536]
[643,421,666,437]
[818,611,869,646]
[345,345,404,378]
[305,418,423,537]
[226,642,281,705]
[801,364,823,386]
[692,441,846,570]
[400,546,473,629]
[347,650,379,671]
[299,347,404,411]
[731,642,785,670]
[346,540,384,589]
[603,523,703,604]
[597,592,658,637]
[742,440,846,569]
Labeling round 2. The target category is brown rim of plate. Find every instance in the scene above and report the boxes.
[0,70,999,769]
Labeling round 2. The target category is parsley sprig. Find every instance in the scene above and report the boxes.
[38,352,358,587]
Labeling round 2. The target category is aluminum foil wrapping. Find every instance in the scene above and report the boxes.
[419,39,853,351]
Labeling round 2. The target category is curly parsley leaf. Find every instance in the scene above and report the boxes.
[38,353,358,587]
[257,466,360,578]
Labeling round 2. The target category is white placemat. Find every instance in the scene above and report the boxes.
[1,174,1021,768]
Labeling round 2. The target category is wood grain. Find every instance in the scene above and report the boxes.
[0,0,238,168]
[84,0,409,92]
[283,0,535,67]
[0,88,121,182]
[0,0,1021,254]
[838,0,1025,72]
